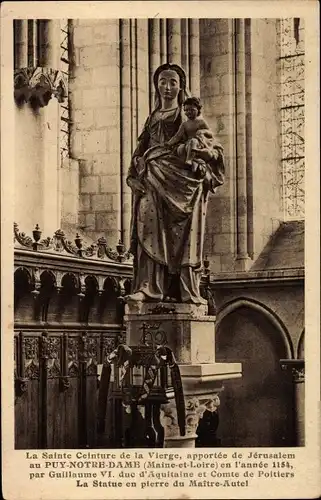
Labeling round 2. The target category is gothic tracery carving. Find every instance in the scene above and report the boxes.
[24,336,40,379]
[14,67,67,108]
[68,337,80,376]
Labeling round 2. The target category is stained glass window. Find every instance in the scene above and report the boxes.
[60,19,70,162]
[278,18,305,220]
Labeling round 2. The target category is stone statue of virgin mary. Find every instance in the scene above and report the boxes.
[126,63,225,304]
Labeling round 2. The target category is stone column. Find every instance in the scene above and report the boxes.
[167,19,181,64]
[14,20,28,68]
[293,365,305,446]
[29,20,38,67]
[136,20,150,129]
[120,19,132,249]
[180,19,189,81]
[188,19,200,96]
[38,20,60,68]
[149,19,161,110]
[235,19,251,270]
[14,19,65,235]
[160,19,167,64]
[39,20,61,234]
[42,97,61,234]
[280,359,305,446]
[130,20,138,147]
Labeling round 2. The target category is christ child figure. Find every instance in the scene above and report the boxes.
[165,97,212,172]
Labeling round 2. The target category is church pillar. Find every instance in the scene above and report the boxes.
[160,19,167,64]
[120,19,132,249]
[181,19,189,82]
[42,98,61,235]
[38,20,60,68]
[130,20,138,146]
[148,19,161,110]
[280,359,305,446]
[167,19,181,64]
[14,20,66,235]
[38,20,61,235]
[14,20,28,68]
[293,365,305,446]
[188,19,200,96]
[136,19,149,129]
[234,19,252,270]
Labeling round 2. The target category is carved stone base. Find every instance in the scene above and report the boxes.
[125,301,242,448]
[125,302,216,364]
[125,301,208,317]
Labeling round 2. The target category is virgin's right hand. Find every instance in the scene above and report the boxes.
[127,177,146,195]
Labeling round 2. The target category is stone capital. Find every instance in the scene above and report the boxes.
[280,359,305,383]
[14,67,67,108]
[292,366,305,383]
[160,393,221,447]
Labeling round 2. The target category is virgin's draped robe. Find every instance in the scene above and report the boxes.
[127,107,225,303]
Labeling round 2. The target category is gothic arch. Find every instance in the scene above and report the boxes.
[103,276,118,292]
[40,269,56,287]
[61,272,78,290]
[216,297,294,359]
[84,275,99,292]
[14,266,32,285]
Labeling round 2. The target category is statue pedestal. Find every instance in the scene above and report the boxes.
[125,301,242,448]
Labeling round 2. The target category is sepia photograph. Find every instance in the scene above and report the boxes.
[1,2,319,499]
[11,15,306,451]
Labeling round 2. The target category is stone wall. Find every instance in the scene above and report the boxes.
[69,19,121,247]
[250,19,282,257]
[69,19,149,249]
[15,18,283,258]
[60,157,79,231]
[200,19,235,274]
[200,19,282,273]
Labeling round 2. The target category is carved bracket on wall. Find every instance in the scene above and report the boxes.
[14,67,67,108]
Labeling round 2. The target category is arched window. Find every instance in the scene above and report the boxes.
[278,18,305,220]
